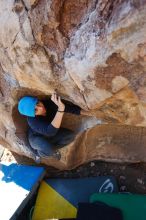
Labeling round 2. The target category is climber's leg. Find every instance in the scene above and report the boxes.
[49,127,76,149]
[28,128,54,157]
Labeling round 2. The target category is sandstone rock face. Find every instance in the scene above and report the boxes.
[0,0,146,169]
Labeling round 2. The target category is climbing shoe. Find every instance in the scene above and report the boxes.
[37,150,61,160]
[35,155,41,164]
[51,151,61,160]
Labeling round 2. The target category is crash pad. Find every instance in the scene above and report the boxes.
[90,193,146,220]
[0,162,45,220]
[32,176,118,220]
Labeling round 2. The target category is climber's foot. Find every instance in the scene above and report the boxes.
[51,151,61,160]
[36,150,61,161]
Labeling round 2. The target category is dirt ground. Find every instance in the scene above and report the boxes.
[1,148,146,194]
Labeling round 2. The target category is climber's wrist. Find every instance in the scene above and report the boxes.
[58,110,64,113]
[58,107,65,112]
[58,103,65,112]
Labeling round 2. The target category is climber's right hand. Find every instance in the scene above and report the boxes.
[51,93,65,112]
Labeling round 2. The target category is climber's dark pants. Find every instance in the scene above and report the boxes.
[28,128,75,157]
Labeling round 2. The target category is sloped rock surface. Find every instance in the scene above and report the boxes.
[0,0,146,169]
[47,123,146,170]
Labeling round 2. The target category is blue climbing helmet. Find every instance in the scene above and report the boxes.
[18,96,38,117]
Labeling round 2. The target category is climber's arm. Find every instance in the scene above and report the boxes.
[51,93,65,128]
[64,103,81,115]
[65,103,93,116]
[53,92,93,117]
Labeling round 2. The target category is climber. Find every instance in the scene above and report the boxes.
[18,93,89,162]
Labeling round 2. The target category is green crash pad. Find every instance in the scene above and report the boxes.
[90,193,146,220]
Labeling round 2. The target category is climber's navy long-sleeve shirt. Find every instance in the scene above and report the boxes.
[27,99,81,137]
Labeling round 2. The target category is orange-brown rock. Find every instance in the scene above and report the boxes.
[42,123,146,170]
[0,0,146,169]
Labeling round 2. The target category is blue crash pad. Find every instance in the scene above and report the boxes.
[0,162,45,220]
[46,176,118,208]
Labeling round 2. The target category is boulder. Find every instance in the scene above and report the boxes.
[0,0,146,169]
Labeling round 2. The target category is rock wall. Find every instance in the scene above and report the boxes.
[0,0,146,169]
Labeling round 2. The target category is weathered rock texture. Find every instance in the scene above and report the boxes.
[0,0,146,169]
